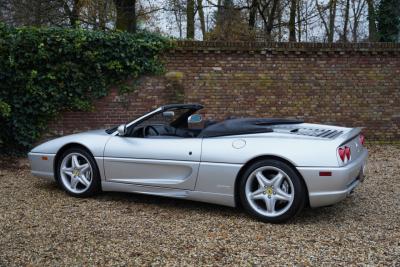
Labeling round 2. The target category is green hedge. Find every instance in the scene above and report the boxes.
[0,24,171,153]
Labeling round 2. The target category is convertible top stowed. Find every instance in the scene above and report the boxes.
[159,104,303,138]
[199,118,303,138]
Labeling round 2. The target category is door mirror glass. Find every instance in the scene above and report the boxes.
[117,124,127,136]
[163,111,175,118]
[188,114,202,124]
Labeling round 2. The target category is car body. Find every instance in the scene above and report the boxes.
[29,104,368,222]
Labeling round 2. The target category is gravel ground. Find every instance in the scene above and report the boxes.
[0,144,399,266]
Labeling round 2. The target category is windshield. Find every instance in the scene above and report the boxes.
[104,106,197,135]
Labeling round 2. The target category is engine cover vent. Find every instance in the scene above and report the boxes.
[290,128,343,139]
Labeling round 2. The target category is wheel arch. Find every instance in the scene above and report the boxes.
[53,143,97,181]
[234,155,310,208]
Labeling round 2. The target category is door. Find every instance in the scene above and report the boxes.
[103,136,202,190]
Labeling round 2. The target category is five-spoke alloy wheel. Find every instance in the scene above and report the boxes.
[240,159,306,223]
[56,147,100,197]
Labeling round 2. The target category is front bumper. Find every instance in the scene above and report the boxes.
[28,152,56,181]
[297,149,368,208]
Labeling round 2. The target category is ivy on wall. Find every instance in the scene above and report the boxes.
[0,24,171,153]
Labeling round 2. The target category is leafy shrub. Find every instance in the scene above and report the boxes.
[0,24,171,153]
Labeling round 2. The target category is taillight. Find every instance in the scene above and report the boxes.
[338,147,346,162]
[345,146,351,160]
[338,146,351,163]
[359,134,365,146]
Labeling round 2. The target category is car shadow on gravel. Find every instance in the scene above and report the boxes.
[34,180,241,217]
[34,178,352,224]
[113,192,352,224]
[34,179,60,191]
[296,205,347,223]
[98,191,242,214]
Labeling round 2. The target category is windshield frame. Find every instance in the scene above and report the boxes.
[107,104,203,135]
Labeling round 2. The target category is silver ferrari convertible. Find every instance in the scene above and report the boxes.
[29,104,368,223]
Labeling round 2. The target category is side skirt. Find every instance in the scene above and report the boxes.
[101,181,236,207]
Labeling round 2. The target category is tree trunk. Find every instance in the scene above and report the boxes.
[353,18,359,42]
[277,1,283,41]
[33,0,43,26]
[61,0,82,28]
[197,0,206,39]
[114,0,136,33]
[70,0,81,28]
[265,0,279,39]
[248,0,258,29]
[366,0,378,42]
[315,0,329,41]
[351,0,366,42]
[342,0,350,42]
[216,0,223,25]
[289,0,297,42]
[170,0,183,38]
[304,1,309,41]
[297,0,301,41]
[328,0,337,42]
[186,0,195,39]
[98,0,108,30]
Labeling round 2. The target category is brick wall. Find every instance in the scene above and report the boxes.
[48,42,400,140]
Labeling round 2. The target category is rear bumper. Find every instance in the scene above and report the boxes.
[297,149,368,208]
[28,152,56,181]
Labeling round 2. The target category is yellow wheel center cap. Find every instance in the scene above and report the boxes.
[73,169,79,176]
[264,187,273,196]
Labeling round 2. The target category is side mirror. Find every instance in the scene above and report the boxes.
[163,111,175,118]
[117,124,127,136]
[188,114,202,124]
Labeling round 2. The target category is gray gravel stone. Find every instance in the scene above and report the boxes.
[0,144,399,266]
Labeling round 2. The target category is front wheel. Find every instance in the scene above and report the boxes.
[239,159,306,223]
[56,147,101,197]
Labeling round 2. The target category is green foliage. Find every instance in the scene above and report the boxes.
[0,101,11,118]
[0,24,171,153]
[377,0,400,42]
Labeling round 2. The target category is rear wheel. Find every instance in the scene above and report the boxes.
[56,148,101,197]
[239,159,306,223]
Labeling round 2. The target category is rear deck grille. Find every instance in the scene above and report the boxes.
[291,128,343,139]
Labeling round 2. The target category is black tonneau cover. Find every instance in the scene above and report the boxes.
[199,118,303,138]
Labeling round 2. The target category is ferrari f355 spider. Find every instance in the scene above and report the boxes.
[29,104,368,223]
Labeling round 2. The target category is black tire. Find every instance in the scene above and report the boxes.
[55,147,101,197]
[239,159,306,223]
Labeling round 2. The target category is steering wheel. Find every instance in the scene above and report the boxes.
[143,125,159,137]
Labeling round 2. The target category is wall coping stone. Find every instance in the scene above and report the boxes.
[172,41,400,54]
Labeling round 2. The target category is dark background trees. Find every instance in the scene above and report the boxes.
[377,0,400,41]
[0,0,399,42]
